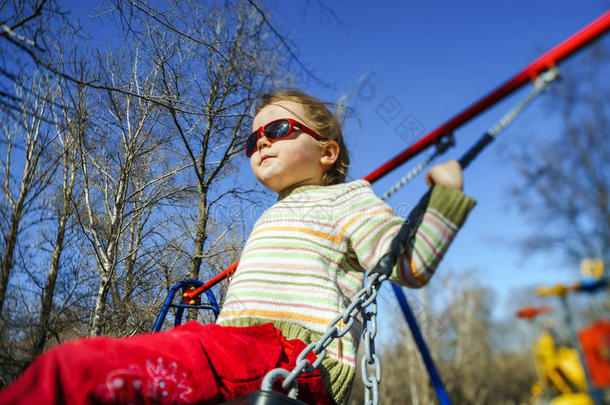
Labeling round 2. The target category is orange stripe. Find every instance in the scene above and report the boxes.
[250,208,395,246]
[409,255,423,280]
[398,254,426,286]
[218,309,332,326]
[229,282,342,297]
[251,226,342,244]
[334,199,387,224]
[408,253,429,283]
[242,246,362,285]
[347,208,395,237]
[223,298,334,314]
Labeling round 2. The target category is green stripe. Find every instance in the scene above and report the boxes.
[237,254,364,291]
[224,289,349,308]
[333,197,381,219]
[413,236,433,264]
[348,212,390,238]
[351,221,397,257]
[229,276,338,293]
[419,222,445,245]
[243,249,334,263]
[234,268,361,291]
[236,268,335,284]
[428,207,457,230]
[232,268,362,295]
[245,235,344,255]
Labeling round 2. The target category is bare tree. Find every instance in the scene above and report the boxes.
[439,277,494,404]
[0,0,329,346]
[107,1,292,323]
[73,49,191,335]
[0,71,60,318]
[136,1,287,276]
[30,80,85,357]
[105,131,192,336]
[509,42,610,269]
[0,0,338,385]
[0,1,82,113]
[351,274,534,405]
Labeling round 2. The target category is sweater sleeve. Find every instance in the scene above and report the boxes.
[394,184,476,287]
[342,183,475,288]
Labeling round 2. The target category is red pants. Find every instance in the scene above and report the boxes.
[0,322,331,405]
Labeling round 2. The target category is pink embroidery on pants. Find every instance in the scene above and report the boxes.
[95,358,194,404]
[145,358,193,403]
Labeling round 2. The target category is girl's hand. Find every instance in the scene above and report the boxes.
[425,160,463,190]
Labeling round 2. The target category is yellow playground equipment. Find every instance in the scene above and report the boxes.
[529,328,593,405]
[521,259,609,405]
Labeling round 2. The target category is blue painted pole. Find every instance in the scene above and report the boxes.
[391,283,451,405]
[153,281,186,332]
[152,279,220,332]
[205,290,220,321]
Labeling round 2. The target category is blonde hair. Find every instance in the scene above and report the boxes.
[254,90,350,186]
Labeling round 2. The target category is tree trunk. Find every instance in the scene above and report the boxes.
[186,192,208,322]
[188,196,209,281]
[32,212,68,356]
[0,201,25,316]
[91,271,112,336]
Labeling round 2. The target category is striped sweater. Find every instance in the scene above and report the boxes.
[216,179,475,404]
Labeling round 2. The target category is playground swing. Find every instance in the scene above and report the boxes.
[153,11,609,404]
[154,70,559,405]
[256,69,559,405]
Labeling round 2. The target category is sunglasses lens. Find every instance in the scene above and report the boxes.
[245,120,293,156]
[264,120,291,139]
[245,132,258,156]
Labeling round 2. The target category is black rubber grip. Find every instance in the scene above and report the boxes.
[458,132,494,169]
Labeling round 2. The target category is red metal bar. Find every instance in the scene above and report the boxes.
[363,11,610,183]
[187,261,239,298]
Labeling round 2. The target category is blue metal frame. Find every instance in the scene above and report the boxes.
[153,279,220,332]
[391,283,451,405]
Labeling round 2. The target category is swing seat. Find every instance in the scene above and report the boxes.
[222,390,308,405]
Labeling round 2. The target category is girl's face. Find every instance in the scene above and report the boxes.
[250,101,326,194]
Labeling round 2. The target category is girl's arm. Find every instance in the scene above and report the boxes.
[343,161,475,288]
[394,163,474,287]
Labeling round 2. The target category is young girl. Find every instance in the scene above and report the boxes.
[0,91,475,405]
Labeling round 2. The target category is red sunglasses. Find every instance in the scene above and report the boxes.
[245,118,321,157]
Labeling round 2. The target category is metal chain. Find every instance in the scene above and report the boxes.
[361,281,381,405]
[488,67,558,138]
[381,137,454,201]
[261,272,388,402]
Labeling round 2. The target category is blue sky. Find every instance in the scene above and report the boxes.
[264,1,609,319]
